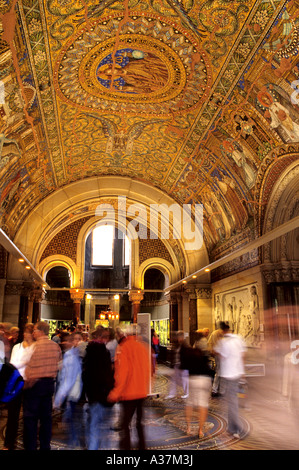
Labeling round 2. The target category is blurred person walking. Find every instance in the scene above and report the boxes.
[3,323,35,450]
[166,331,189,399]
[82,328,114,450]
[108,325,151,450]
[207,322,224,397]
[106,327,118,366]
[73,331,88,359]
[214,322,247,438]
[0,323,12,361]
[54,332,83,448]
[23,321,62,450]
[184,332,214,438]
[8,327,20,350]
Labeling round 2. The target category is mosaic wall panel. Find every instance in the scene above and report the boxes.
[40,217,91,263]
[139,237,173,266]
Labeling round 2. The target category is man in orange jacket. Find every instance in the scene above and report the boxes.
[108,325,150,450]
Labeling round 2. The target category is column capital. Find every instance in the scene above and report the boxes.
[164,291,180,304]
[69,288,85,303]
[184,287,197,301]
[29,287,45,303]
[195,286,212,299]
[128,289,144,304]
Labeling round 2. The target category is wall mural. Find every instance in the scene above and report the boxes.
[214,283,262,347]
[0,0,298,261]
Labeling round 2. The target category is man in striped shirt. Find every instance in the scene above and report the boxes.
[23,321,62,450]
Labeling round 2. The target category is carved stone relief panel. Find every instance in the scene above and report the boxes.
[214,283,262,347]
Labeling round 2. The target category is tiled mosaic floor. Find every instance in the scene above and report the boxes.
[1,364,299,451]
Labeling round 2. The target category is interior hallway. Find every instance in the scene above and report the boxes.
[1,362,299,451]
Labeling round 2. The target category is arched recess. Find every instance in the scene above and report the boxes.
[39,256,77,288]
[10,176,209,286]
[255,143,299,237]
[138,258,174,291]
[262,159,299,264]
[76,215,138,289]
[76,216,182,290]
[261,159,299,353]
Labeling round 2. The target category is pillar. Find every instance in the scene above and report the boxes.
[165,292,179,344]
[186,288,198,347]
[0,279,6,322]
[70,289,85,325]
[129,290,144,324]
[195,286,213,333]
[29,286,45,324]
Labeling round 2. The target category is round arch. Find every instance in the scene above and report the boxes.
[11,176,209,287]
[138,258,174,290]
[39,256,77,287]
[262,159,299,263]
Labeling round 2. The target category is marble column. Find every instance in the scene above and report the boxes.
[129,290,144,324]
[70,289,85,325]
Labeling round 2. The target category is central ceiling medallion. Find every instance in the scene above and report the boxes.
[79,35,185,104]
[54,14,212,116]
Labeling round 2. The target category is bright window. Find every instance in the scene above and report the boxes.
[92,225,130,266]
[92,225,114,266]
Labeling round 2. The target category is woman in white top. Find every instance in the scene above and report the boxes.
[10,324,36,379]
[3,323,35,450]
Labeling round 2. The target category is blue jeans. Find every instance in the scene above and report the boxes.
[87,402,112,450]
[222,378,242,435]
[63,400,82,447]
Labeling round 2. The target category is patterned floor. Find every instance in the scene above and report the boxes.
[1,363,299,451]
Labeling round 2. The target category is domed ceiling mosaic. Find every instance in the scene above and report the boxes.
[0,0,298,255]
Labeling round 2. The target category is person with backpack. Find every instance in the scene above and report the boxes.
[2,323,35,450]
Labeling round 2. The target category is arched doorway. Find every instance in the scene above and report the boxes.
[42,266,74,333]
[141,267,170,349]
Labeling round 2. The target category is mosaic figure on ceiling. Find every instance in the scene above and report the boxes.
[221,139,256,190]
[0,132,20,162]
[96,49,169,94]
[256,84,299,143]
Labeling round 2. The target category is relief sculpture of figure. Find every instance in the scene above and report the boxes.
[249,285,260,346]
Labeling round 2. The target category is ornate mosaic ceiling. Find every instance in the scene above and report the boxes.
[0,0,298,254]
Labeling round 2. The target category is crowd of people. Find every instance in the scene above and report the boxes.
[0,319,247,450]
[0,321,151,450]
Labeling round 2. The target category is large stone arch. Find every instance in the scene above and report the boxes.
[262,159,299,265]
[9,176,209,287]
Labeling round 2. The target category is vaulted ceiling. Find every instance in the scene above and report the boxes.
[0,0,299,258]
